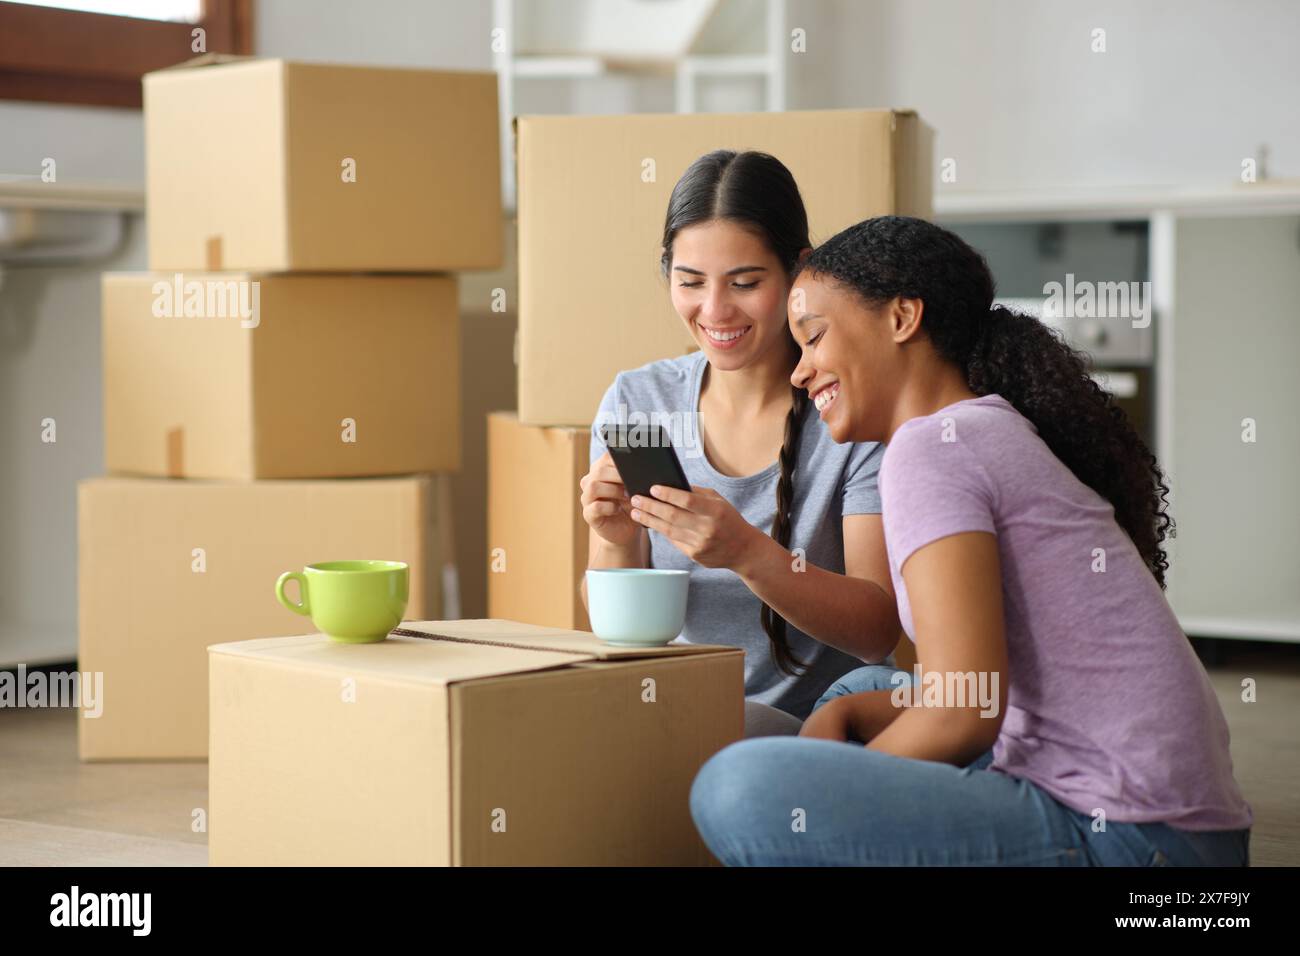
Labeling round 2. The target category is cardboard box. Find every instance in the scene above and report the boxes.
[452,312,518,618]
[102,272,460,479]
[78,474,450,761]
[515,109,933,425]
[144,57,502,272]
[458,216,517,317]
[487,412,590,631]
[208,619,743,865]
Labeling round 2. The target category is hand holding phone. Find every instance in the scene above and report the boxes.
[598,424,691,499]
[580,450,641,547]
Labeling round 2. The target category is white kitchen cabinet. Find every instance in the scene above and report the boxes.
[939,184,1300,643]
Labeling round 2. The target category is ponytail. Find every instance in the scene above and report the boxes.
[800,216,1174,587]
[970,305,1173,586]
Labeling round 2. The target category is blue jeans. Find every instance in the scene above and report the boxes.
[691,665,1250,866]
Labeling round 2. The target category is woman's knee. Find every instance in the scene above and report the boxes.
[811,664,912,712]
[690,739,798,836]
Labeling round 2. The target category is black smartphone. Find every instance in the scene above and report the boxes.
[599,423,692,499]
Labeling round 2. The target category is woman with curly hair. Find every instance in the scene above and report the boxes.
[688,215,1253,866]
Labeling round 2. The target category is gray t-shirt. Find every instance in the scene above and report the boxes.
[590,351,886,720]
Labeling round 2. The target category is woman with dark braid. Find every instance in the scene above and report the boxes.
[689,215,1253,865]
[579,151,903,734]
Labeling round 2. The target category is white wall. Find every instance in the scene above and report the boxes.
[0,95,145,664]
[254,0,493,68]
[828,0,1300,190]
[0,100,143,185]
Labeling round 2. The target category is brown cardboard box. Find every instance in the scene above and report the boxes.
[144,57,502,272]
[458,215,517,317]
[487,411,590,631]
[208,619,743,865]
[102,272,460,479]
[77,474,450,761]
[452,312,518,618]
[515,109,933,425]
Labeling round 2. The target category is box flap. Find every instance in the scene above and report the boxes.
[150,53,258,74]
[208,618,729,686]
[397,619,726,659]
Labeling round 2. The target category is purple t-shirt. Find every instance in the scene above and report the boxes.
[880,394,1252,832]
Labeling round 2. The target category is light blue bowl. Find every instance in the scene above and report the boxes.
[586,569,689,646]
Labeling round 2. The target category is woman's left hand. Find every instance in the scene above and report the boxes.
[628,485,761,571]
[798,697,852,742]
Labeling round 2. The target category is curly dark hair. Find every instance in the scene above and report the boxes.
[798,215,1174,587]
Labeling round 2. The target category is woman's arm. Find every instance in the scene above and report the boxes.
[801,687,909,742]
[861,530,1009,766]
[579,526,650,613]
[578,449,651,613]
[628,486,899,659]
[731,513,900,661]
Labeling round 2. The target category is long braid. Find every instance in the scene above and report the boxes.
[761,381,811,675]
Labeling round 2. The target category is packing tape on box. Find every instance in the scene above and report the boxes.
[166,427,184,478]
[390,626,589,656]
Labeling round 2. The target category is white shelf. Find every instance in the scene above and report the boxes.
[0,178,144,212]
[493,0,787,210]
[511,0,720,62]
[935,181,1300,222]
[512,55,609,78]
[1179,614,1300,643]
[680,54,772,76]
[0,179,138,262]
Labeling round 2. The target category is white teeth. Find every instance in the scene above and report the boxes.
[814,384,839,411]
[704,326,749,342]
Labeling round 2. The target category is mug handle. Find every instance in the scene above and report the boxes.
[275,571,311,616]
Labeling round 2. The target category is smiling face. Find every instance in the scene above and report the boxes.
[668,220,793,370]
[788,272,904,444]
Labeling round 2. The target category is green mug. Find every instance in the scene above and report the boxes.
[275,560,409,644]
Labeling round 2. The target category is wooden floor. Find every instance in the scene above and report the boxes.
[2,641,1297,867]
[0,701,207,866]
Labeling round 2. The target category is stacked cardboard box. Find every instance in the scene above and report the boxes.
[79,56,501,759]
[79,475,450,759]
[492,110,931,669]
[487,412,590,630]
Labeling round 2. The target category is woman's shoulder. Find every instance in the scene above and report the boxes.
[595,352,703,425]
[883,394,1033,488]
[892,394,1024,447]
[602,351,703,406]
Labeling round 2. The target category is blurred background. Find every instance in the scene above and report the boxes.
[2,0,1298,666]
